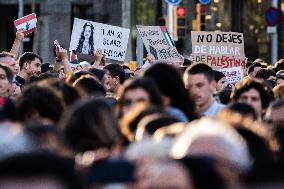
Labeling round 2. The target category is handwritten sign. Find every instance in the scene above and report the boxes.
[137,25,180,63]
[191,31,247,69]
[218,66,244,84]
[70,18,130,61]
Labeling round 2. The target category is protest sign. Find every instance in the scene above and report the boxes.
[191,31,247,69]
[14,13,37,36]
[218,66,244,84]
[137,25,180,63]
[70,18,130,61]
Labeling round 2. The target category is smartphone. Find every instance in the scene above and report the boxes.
[53,40,61,49]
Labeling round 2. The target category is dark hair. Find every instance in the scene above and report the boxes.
[60,97,121,152]
[138,113,180,135]
[73,75,106,97]
[226,102,258,120]
[38,79,80,107]
[213,70,225,82]
[216,86,233,105]
[76,22,95,56]
[104,63,126,84]
[255,68,276,80]
[88,68,106,82]
[16,85,64,123]
[247,62,262,75]
[185,63,214,82]
[144,63,198,121]
[231,77,275,109]
[0,152,83,189]
[117,77,163,117]
[179,157,225,189]
[19,52,43,70]
[0,97,18,121]
[276,59,284,71]
[65,70,92,84]
[0,63,14,82]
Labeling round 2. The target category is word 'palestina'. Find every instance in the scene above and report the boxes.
[194,55,246,68]
[194,45,241,56]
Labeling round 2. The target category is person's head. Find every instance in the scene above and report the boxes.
[18,52,43,77]
[0,152,83,189]
[276,70,284,86]
[117,77,163,117]
[255,68,276,81]
[60,97,121,153]
[103,63,125,93]
[216,86,233,105]
[65,70,92,84]
[183,63,215,112]
[0,51,19,75]
[171,118,251,187]
[40,63,53,73]
[88,68,106,82]
[225,102,258,121]
[144,63,197,121]
[79,61,91,70]
[37,79,80,107]
[247,62,262,78]
[0,64,14,97]
[265,100,284,128]
[73,75,106,97]
[275,59,284,71]
[231,77,274,117]
[273,83,284,99]
[16,85,64,124]
[213,70,227,92]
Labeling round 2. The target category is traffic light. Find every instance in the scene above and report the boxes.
[193,3,206,31]
[176,6,187,38]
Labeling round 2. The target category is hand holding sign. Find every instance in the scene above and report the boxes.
[14,13,37,36]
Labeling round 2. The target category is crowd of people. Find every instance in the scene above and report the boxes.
[0,31,284,189]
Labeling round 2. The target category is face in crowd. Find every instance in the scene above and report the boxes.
[121,88,150,115]
[0,67,12,97]
[103,70,120,93]
[238,88,263,117]
[184,73,216,110]
[24,57,42,77]
[0,56,19,75]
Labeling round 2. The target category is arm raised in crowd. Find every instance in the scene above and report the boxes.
[57,47,72,75]
[92,49,105,69]
[10,31,24,58]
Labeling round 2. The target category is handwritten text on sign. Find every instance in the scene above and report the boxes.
[70,18,130,61]
[137,25,180,63]
[191,31,247,69]
[219,67,244,84]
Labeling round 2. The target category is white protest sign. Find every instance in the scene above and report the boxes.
[191,31,247,69]
[218,66,244,84]
[70,18,130,61]
[137,25,180,63]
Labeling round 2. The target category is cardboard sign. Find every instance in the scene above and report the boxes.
[191,31,247,69]
[14,13,37,36]
[218,66,244,84]
[137,25,180,63]
[70,18,130,61]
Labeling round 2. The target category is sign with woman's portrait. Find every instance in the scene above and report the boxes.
[70,18,130,61]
